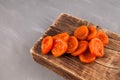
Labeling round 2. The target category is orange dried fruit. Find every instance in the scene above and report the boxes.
[41,36,53,54]
[74,25,89,40]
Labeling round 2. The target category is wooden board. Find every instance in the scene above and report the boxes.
[30,13,120,80]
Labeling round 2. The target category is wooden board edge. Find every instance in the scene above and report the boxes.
[30,50,83,80]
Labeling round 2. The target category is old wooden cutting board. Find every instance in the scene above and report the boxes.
[30,13,120,80]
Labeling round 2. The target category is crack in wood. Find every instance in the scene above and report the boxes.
[95,61,119,70]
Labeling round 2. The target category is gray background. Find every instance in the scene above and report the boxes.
[0,0,120,80]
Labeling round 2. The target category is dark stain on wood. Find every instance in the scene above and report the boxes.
[30,13,120,80]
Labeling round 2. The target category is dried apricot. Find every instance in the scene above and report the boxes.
[53,32,69,42]
[87,25,97,40]
[52,38,68,57]
[67,36,78,53]
[74,25,89,40]
[89,38,104,57]
[71,41,88,56]
[41,36,53,54]
[79,49,96,63]
[96,31,109,46]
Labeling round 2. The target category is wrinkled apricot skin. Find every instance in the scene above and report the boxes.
[89,38,104,57]
[41,36,53,54]
[52,38,68,57]
[74,25,89,40]
[87,25,97,40]
[71,41,88,56]
[53,32,69,42]
[79,49,96,63]
[96,31,109,46]
[67,36,78,53]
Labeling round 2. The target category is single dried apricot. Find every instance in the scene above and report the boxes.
[96,31,109,46]
[66,36,78,53]
[87,25,97,40]
[89,38,104,57]
[52,38,68,57]
[74,25,89,40]
[79,49,96,63]
[53,32,69,42]
[71,41,88,56]
[41,36,53,54]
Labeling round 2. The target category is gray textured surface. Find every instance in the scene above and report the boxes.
[0,0,120,80]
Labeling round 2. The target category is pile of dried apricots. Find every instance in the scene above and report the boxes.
[41,25,109,63]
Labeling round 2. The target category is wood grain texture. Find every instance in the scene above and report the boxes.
[30,13,120,80]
